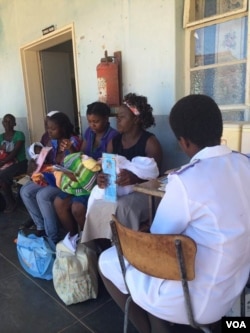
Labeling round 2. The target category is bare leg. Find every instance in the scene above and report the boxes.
[71,201,86,231]
[148,314,175,333]
[54,196,78,236]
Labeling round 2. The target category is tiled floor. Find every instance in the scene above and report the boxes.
[0,199,138,333]
[0,197,212,333]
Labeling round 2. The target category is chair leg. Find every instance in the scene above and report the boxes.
[200,327,212,333]
[123,295,132,333]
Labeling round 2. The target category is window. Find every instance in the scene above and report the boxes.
[184,0,249,121]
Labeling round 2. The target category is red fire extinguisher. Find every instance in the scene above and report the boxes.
[96,50,120,106]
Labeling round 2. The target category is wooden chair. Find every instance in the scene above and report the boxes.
[110,214,213,333]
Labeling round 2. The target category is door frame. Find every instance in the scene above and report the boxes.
[20,23,81,143]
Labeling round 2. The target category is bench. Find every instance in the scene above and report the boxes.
[12,174,29,198]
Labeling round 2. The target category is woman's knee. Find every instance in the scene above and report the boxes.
[72,202,86,220]
[54,197,69,212]
[36,187,59,202]
[20,182,34,199]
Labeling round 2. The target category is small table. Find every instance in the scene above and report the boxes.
[133,179,165,224]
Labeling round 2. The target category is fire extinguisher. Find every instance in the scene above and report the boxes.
[96,50,120,106]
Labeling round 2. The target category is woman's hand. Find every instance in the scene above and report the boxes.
[59,139,73,152]
[97,172,109,188]
[116,169,139,186]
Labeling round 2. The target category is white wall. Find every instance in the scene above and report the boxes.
[0,0,186,170]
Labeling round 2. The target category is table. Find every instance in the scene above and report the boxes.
[133,179,165,224]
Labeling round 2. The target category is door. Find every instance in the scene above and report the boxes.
[20,24,81,143]
[40,50,77,129]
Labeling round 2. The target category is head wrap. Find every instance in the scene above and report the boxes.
[123,102,140,116]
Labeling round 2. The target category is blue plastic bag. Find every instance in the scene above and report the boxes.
[16,231,55,280]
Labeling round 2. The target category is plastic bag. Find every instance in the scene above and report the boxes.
[53,241,98,305]
[16,231,55,280]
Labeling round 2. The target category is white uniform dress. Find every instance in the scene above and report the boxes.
[99,145,250,325]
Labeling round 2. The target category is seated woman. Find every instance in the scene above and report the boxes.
[18,110,60,230]
[99,95,250,332]
[54,102,118,240]
[20,112,81,243]
[81,93,163,249]
[0,114,27,213]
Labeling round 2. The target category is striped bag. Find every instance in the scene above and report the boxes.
[57,153,100,196]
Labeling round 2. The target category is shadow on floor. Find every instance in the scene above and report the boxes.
[0,201,138,333]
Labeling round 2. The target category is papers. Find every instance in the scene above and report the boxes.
[33,147,52,173]
[17,175,30,186]
[102,153,117,202]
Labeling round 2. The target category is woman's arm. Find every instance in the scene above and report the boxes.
[80,139,87,153]
[0,140,23,165]
[145,135,163,172]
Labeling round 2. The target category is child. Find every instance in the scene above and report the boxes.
[27,142,54,186]
[28,142,44,160]
[0,140,17,170]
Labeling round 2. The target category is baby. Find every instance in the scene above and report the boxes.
[28,142,54,186]
[0,140,16,170]
[28,142,44,160]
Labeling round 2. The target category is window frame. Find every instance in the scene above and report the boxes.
[184,0,248,28]
[184,0,250,120]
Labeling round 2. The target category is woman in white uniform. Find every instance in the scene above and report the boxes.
[99,94,250,333]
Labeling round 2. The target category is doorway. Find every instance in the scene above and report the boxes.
[20,24,81,143]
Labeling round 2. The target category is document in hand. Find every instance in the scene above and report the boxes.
[33,147,52,173]
[102,153,117,202]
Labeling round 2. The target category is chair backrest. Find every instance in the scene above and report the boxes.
[110,214,197,281]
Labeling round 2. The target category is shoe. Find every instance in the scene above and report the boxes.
[18,220,35,230]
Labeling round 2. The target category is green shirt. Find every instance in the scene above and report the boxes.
[0,130,26,162]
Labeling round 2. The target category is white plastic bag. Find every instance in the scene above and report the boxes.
[53,241,98,305]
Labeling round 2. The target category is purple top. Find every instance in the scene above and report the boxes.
[45,135,82,165]
[83,124,118,160]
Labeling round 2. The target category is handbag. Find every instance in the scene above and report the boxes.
[16,231,56,280]
[52,241,98,305]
